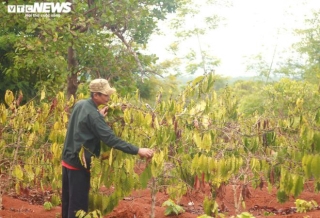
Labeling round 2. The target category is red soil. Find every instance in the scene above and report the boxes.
[1,181,320,218]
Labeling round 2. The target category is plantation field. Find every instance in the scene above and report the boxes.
[2,74,320,218]
[1,0,320,217]
[1,180,320,217]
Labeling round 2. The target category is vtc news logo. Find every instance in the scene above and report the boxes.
[7,2,72,13]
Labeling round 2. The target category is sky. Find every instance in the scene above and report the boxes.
[147,0,320,78]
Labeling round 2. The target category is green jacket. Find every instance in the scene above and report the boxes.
[62,98,139,169]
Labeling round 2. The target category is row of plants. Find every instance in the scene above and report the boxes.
[1,73,320,217]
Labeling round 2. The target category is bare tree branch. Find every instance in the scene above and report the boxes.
[111,29,146,78]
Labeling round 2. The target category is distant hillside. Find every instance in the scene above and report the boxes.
[176,74,197,84]
[176,74,281,86]
[227,75,282,84]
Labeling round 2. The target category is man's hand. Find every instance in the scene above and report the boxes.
[99,106,108,117]
[138,148,154,159]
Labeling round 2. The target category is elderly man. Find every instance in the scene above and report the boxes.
[61,78,154,218]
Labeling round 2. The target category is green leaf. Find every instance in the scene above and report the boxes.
[139,164,152,189]
[191,76,204,86]
[13,165,24,181]
[193,132,202,149]
[109,148,113,166]
[277,190,289,203]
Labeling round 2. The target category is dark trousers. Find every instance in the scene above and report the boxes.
[62,166,90,218]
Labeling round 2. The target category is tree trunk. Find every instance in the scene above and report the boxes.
[66,0,78,99]
[150,177,157,218]
[67,46,78,99]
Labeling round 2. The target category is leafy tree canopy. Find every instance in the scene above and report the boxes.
[0,0,180,103]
